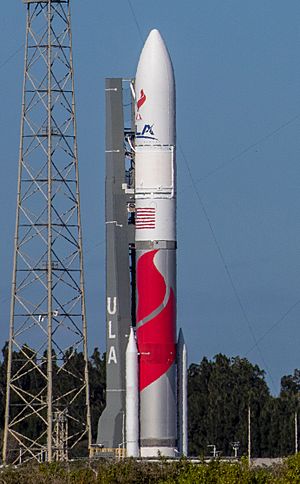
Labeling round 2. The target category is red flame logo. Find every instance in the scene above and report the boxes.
[137,89,146,110]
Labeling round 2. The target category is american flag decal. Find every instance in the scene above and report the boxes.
[136,207,156,229]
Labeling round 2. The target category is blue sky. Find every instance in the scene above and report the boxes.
[1,1,300,394]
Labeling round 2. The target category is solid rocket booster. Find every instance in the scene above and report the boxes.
[177,329,188,456]
[135,29,177,458]
[125,328,139,457]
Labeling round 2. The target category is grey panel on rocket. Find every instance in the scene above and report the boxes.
[97,79,133,448]
[135,241,177,250]
[140,365,177,448]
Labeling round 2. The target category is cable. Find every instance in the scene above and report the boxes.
[197,114,300,183]
[0,44,24,71]
[127,0,144,43]
[245,297,300,358]
[179,142,277,392]
[0,22,48,73]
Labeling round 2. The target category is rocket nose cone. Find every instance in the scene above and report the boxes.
[135,27,175,144]
[147,28,163,43]
[141,28,168,56]
[178,328,185,345]
[136,27,174,81]
[127,327,138,353]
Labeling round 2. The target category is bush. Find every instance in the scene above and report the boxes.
[1,456,300,483]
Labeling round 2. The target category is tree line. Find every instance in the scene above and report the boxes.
[188,353,300,457]
[0,345,299,458]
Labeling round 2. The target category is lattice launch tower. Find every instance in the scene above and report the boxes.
[3,0,91,464]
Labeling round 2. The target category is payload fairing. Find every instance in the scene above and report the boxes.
[97,29,187,459]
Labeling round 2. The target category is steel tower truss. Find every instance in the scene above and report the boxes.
[3,0,91,464]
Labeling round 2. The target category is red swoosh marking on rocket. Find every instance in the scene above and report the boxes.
[138,289,176,391]
[136,249,176,391]
[137,250,166,323]
[137,89,146,110]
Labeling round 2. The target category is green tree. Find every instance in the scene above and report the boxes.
[188,354,271,457]
[88,347,106,440]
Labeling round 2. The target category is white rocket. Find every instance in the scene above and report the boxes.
[125,29,188,458]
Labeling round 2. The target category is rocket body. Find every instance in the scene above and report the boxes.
[135,29,177,457]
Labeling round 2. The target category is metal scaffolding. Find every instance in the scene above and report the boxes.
[3,0,91,464]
